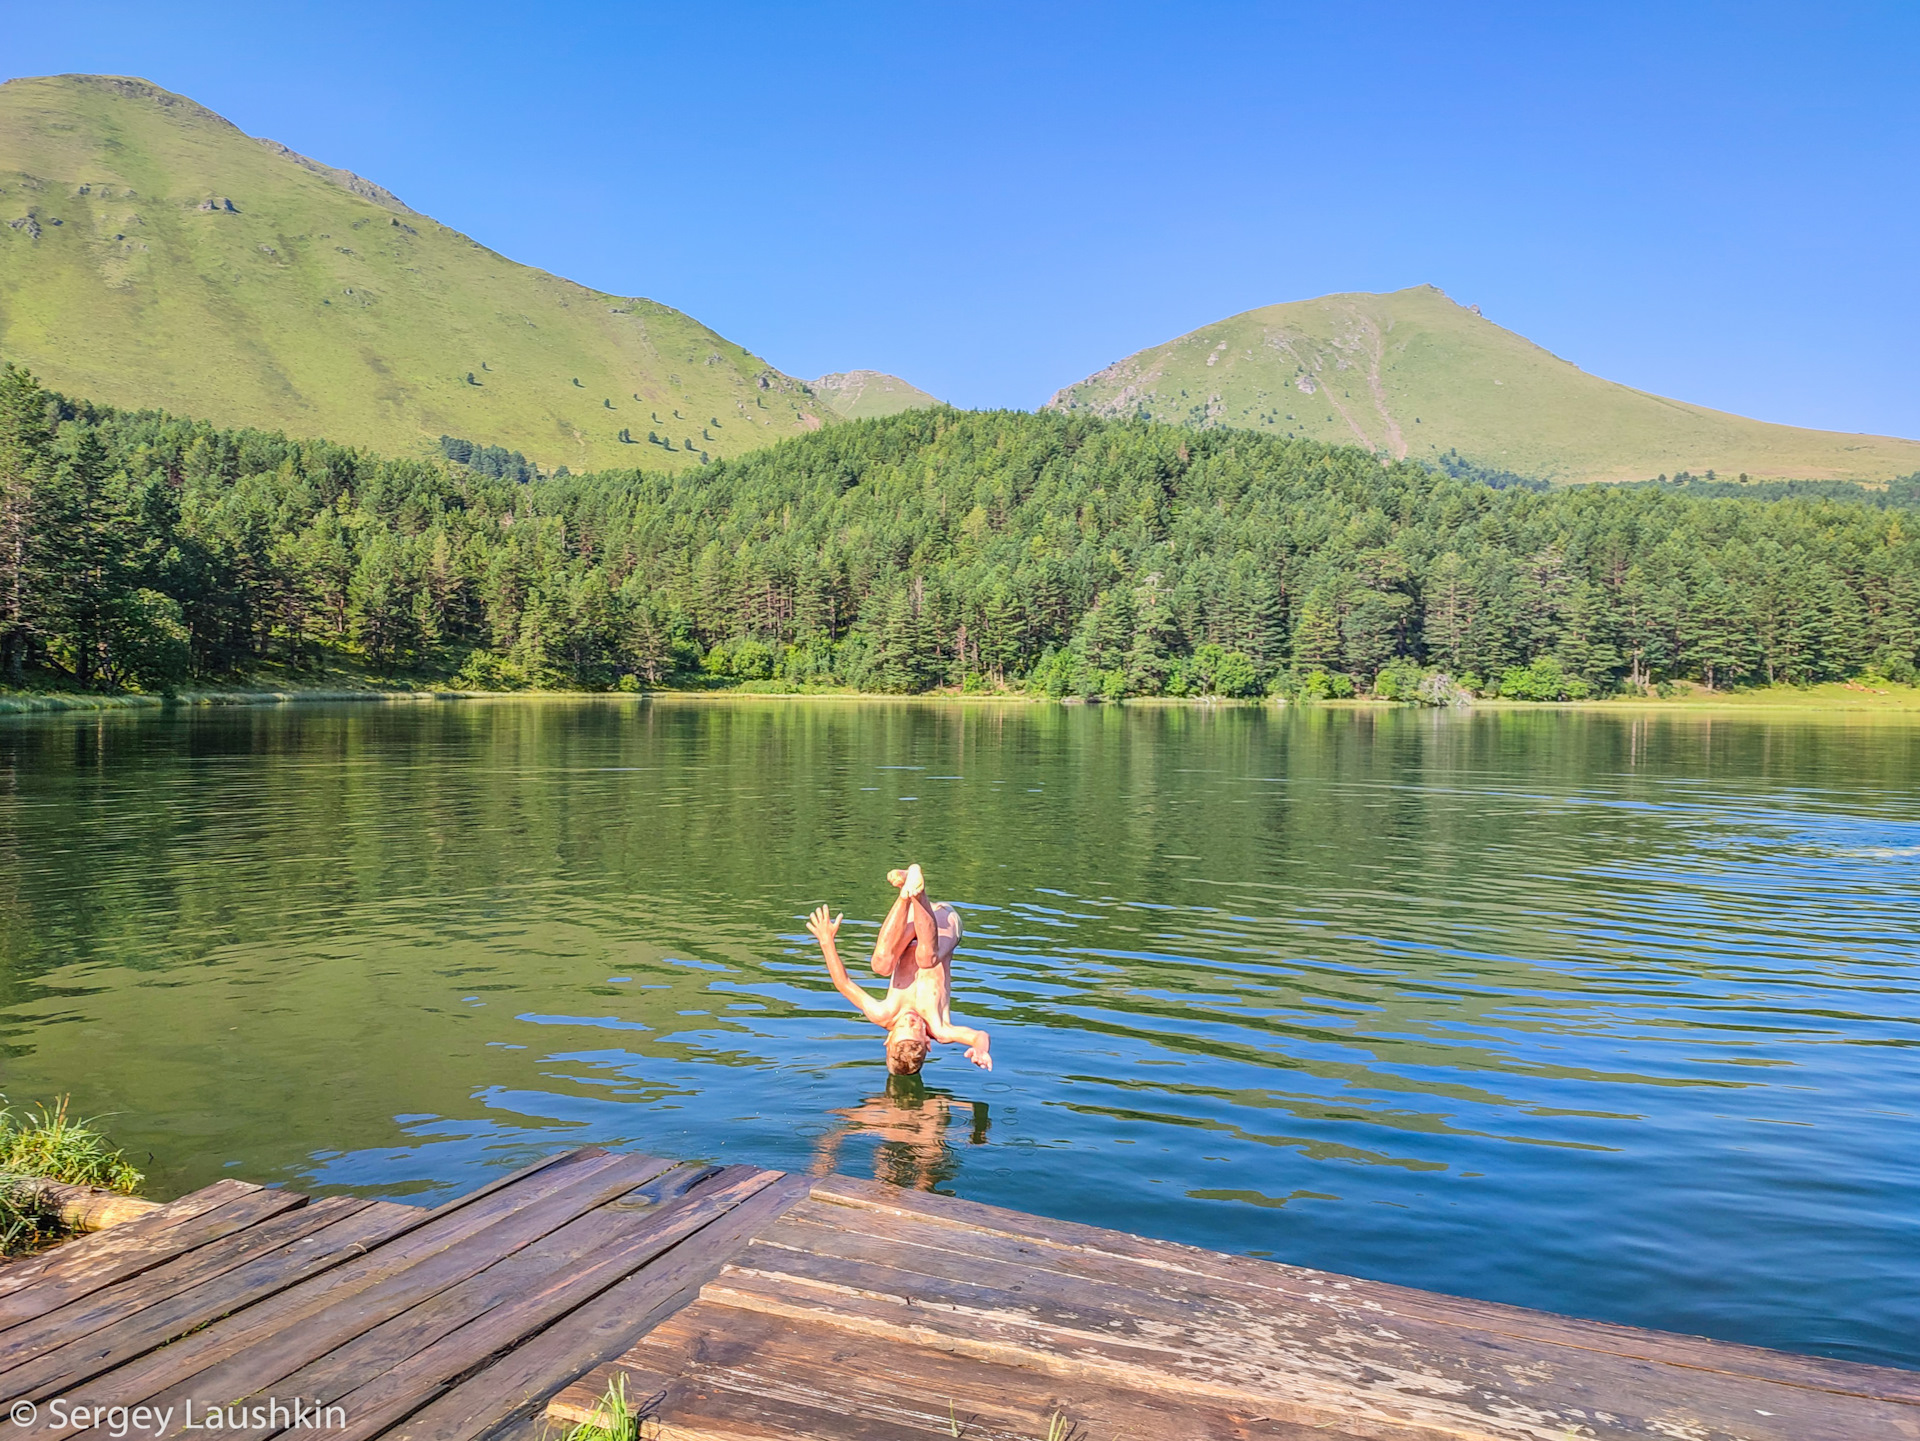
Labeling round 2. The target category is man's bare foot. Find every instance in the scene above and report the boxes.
[902,863,925,898]
[886,868,907,889]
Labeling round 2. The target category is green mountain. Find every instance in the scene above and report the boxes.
[1047,285,1920,485]
[0,74,833,471]
[808,370,941,419]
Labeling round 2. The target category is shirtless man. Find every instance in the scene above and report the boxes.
[806,864,992,1074]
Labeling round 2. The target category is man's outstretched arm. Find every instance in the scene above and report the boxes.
[808,905,894,1026]
[928,1016,992,1070]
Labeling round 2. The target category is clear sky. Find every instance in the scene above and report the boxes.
[6,1,1916,435]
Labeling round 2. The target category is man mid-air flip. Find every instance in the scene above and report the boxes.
[806,864,991,1075]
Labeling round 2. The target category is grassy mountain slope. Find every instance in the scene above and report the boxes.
[0,74,832,471]
[1047,285,1920,484]
[808,369,941,419]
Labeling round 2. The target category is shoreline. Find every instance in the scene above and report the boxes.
[5,679,1918,717]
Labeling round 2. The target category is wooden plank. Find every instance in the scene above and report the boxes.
[418,1147,610,1219]
[0,1197,371,1376]
[811,1175,1920,1406]
[294,1167,784,1441]
[551,1298,1392,1441]
[0,1201,421,1403]
[30,1147,639,1429]
[0,1187,307,1334]
[247,1166,747,1411]
[375,1171,812,1441]
[0,1180,259,1299]
[126,1151,672,1438]
[709,1210,1920,1441]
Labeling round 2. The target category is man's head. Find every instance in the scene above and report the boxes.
[885,1011,931,1075]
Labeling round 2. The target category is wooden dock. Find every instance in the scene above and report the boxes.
[1,1147,1914,1441]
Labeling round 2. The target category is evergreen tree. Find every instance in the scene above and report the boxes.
[1421,551,1472,672]
[348,531,422,675]
[1685,568,1759,690]
[1553,579,1621,684]
[31,424,131,687]
[1292,592,1343,671]
[0,365,53,682]
[1125,574,1180,695]
[1222,556,1285,669]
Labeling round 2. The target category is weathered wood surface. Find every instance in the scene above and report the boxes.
[0,1148,807,1441]
[555,1173,1920,1441]
[0,1187,306,1334]
[375,1170,810,1441]
[0,1200,421,1403]
[0,1180,259,1302]
[5,1147,1914,1441]
[552,1301,1343,1441]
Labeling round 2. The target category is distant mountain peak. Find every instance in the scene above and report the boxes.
[26,73,239,128]
[1047,286,1920,484]
[809,370,941,420]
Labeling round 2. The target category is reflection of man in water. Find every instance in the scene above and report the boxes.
[813,1074,991,1192]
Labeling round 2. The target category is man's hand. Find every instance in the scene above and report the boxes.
[965,1034,993,1071]
[806,905,842,945]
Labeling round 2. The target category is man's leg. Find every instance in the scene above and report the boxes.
[907,889,937,965]
[871,890,917,976]
[871,879,939,977]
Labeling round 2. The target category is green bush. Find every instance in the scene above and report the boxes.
[1372,658,1425,701]
[1492,656,1592,701]
[1180,643,1262,698]
[1374,659,1470,706]
[1030,647,1075,699]
[729,637,775,681]
[1212,651,1261,698]
[1300,668,1356,700]
[115,590,192,691]
[452,649,530,691]
[1862,650,1918,686]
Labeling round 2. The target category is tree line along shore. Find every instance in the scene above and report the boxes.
[3,363,1918,706]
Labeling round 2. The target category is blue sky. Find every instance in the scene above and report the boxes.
[7,1,1916,433]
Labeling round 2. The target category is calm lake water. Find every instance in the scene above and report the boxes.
[2,698,1917,1366]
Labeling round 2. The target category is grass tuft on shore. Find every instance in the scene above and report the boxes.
[0,1097,145,1253]
[559,1372,643,1441]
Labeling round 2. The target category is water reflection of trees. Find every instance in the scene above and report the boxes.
[812,1075,989,1192]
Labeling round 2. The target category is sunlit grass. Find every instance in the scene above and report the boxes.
[558,1373,642,1441]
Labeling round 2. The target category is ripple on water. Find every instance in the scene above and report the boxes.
[1,700,1917,1365]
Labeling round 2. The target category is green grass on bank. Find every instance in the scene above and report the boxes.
[0,644,454,712]
[10,675,1920,716]
[1608,679,1920,711]
[0,1098,145,1254]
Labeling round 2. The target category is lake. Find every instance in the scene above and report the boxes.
[2,697,1916,1368]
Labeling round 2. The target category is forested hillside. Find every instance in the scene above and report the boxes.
[3,363,1917,700]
